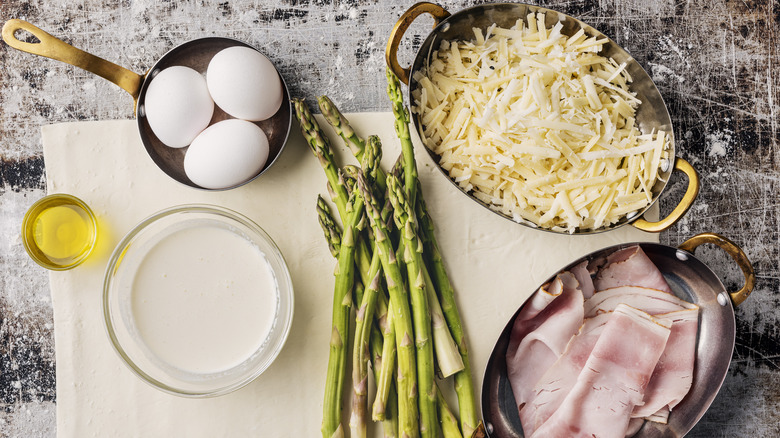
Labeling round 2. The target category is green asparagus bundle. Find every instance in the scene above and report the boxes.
[294,76,482,437]
[386,70,483,438]
[386,174,437,438]
[318,200,400,438]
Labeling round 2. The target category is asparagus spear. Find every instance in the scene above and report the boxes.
[318,96,388,193]
[318,95,366,159]
[370,306,400,438]
[386,67,419,207]
[369,187,402,429]
[422,263,464,378]
[356,139,399,425]
[386,74,464,378]
[357,172,420,438]
[350,255,382,438]
[416,193,481,437]
[349,140,384,437]
[294,98,350,222]
[373,293,397,422]
[316,197,346,438]
[341,165,361,194]
[437,385,464,438]
[321,190,362,438]
[362,136,384,191]
[387,174,438,438]
[317,195,342,258]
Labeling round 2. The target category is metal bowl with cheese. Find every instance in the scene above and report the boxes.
[386,2,699,234]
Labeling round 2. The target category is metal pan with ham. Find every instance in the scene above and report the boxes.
[482,233,755,438]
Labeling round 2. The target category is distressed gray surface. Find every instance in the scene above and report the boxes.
[0,0,777,436]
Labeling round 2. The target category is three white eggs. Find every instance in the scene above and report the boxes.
[143,46,282,189]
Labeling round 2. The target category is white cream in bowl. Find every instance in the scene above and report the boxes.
[130,224,277,374]
[103,205,294,397]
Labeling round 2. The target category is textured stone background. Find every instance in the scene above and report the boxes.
[0,0,777,436]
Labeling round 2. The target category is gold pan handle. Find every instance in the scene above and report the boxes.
[386,2,450,85]
[2,19,143,100]
[633,157,700,233]
[678,232,756,307]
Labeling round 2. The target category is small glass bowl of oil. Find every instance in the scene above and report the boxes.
[22,194,98,270]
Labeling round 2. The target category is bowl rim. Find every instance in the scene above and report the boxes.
[102,203,294,397]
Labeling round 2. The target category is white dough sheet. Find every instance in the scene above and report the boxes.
[41,115,658,437]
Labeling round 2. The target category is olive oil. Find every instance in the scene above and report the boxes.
[32,204,91,260]
[22,194,97,270]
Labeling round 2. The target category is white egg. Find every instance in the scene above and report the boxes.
[207,46,283,121]
[184,119,270,189]
[144,66,214,148]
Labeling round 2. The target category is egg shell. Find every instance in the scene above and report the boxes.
[143,66,214,148]
[206,46,283,122]
[184,119,270,190]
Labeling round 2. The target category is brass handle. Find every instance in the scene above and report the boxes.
[2,19,143,100]
[678,233,756,307]
[633,157,700,233]
[385,2,450,85]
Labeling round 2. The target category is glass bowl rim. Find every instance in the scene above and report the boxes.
[102,203,294,397]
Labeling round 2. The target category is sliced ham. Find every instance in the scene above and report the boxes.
[530,304,672,438]
[632,308,699,421]
[585,285,698,318]
[506,272,584,418]
[505,245,699,436]
[517,277,565,323]
[520,313,612,435]
[594,246,672,293]
[570,260,595,299]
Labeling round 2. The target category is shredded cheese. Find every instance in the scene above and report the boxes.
[412,12,669,233]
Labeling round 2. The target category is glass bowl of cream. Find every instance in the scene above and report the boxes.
[103,204,294,397]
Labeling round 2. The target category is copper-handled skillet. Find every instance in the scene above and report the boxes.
[482,233,756,437]
[2,20,291,191]
[386,2,699,234]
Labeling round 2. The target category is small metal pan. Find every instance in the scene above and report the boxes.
[481,233,756,437]
[385,2,699,234]
[2,19,291,191]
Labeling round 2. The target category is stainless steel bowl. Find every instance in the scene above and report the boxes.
[481,233,755,437]
[386,2,699,234]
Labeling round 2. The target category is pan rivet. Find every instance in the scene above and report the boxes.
[675,250,689,261]
[486,422,494,434]
[660,158,670,172]
[441,23,450,32]
[717,292,728,306]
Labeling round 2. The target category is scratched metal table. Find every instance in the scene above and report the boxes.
[0,0,777,436]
